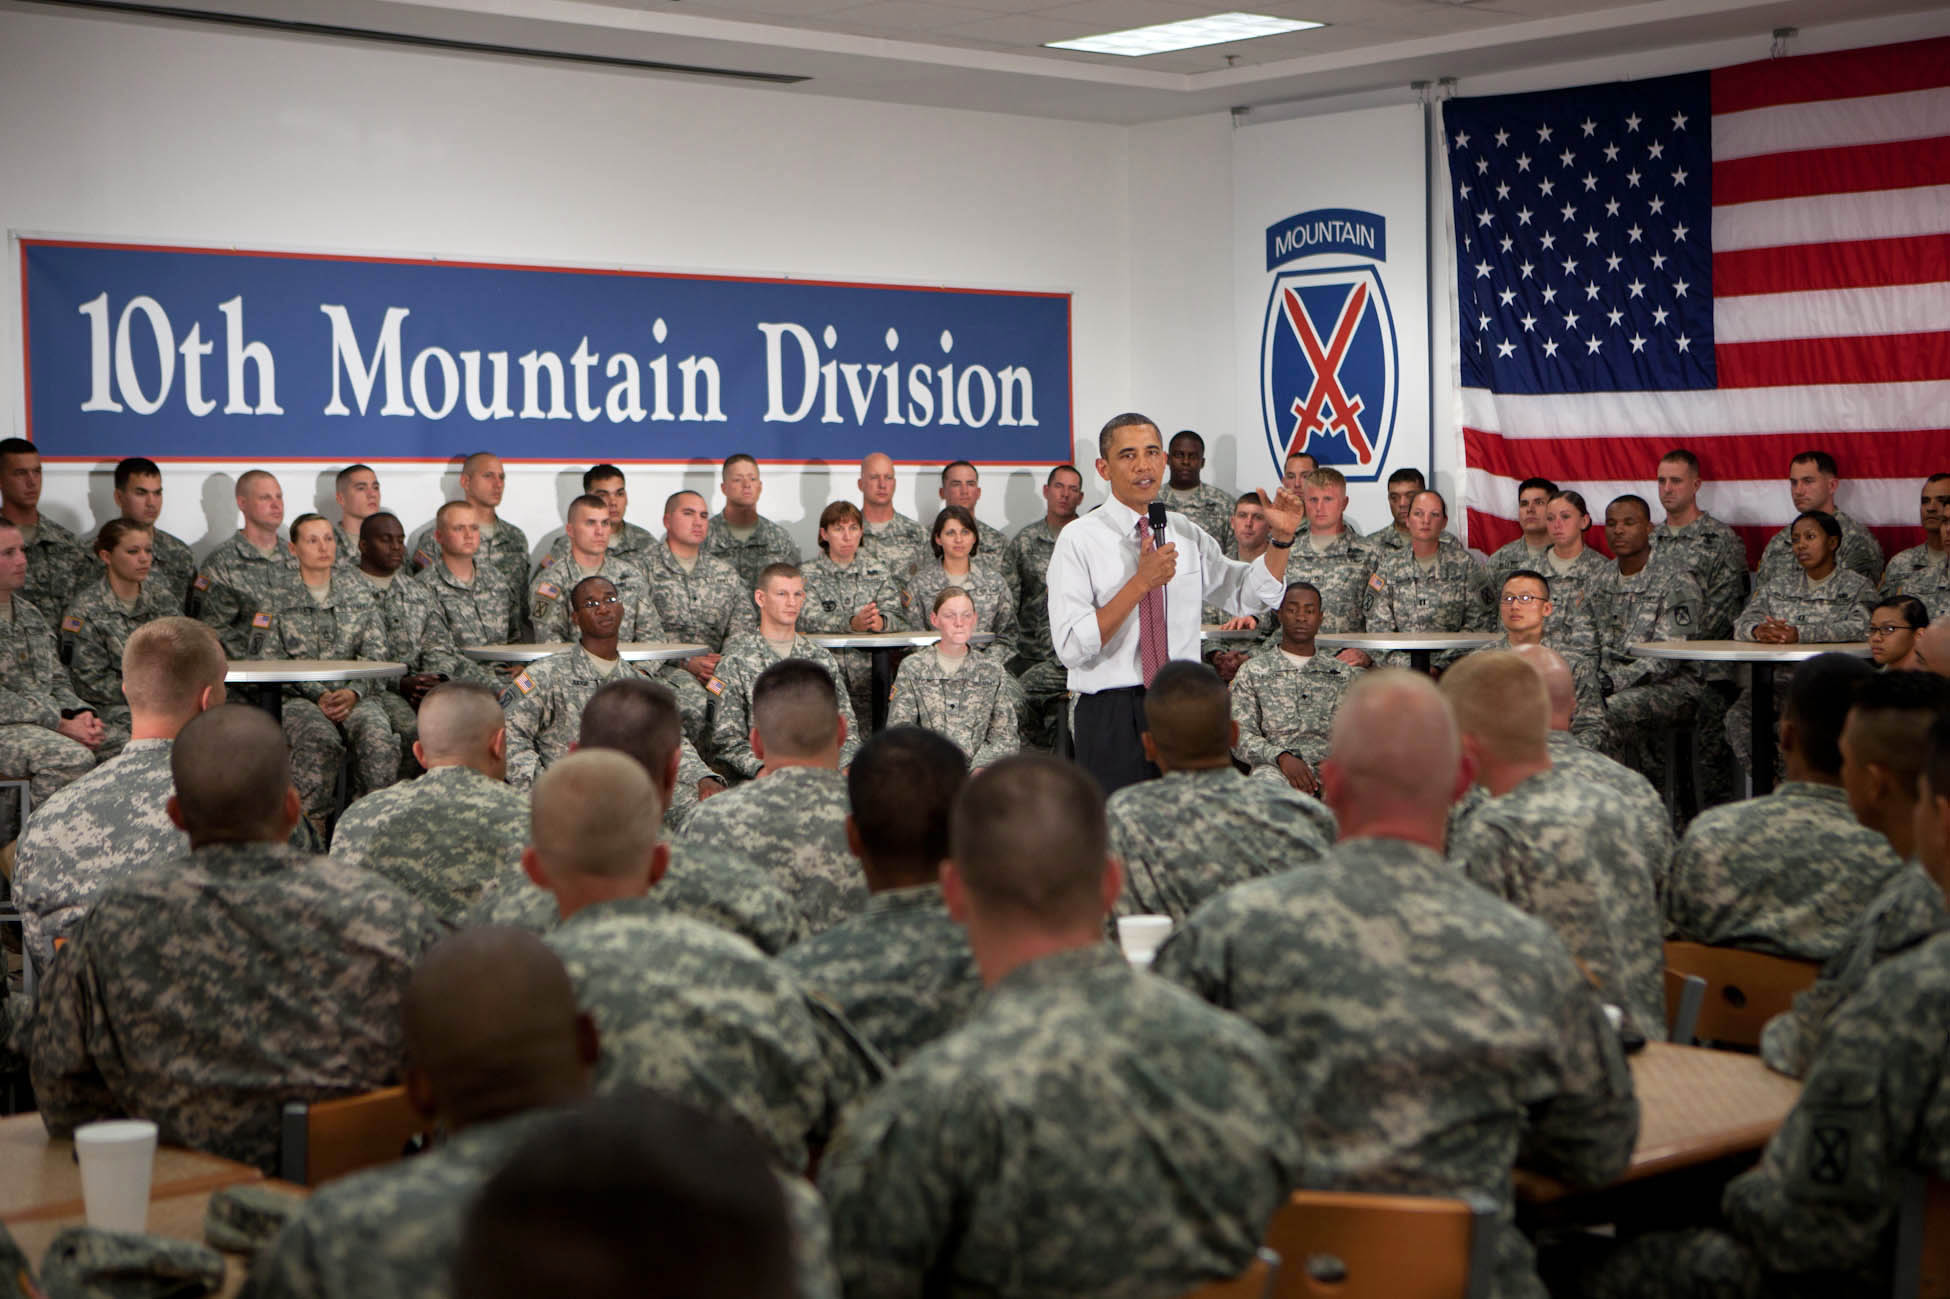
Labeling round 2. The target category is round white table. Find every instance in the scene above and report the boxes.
[460,641,709,664]
[1629,640,1871,795]
[1315,631,1501,674]
[226,660,405,721]
[807,631,996,731]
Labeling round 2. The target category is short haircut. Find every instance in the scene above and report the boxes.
[1387,467,1426,489]
[1098,412,1157,460]
[1304,467,1347,491]
[1235,492,1262,508]
[579,678,684,781]
[1659,449,1701,474]
[122,617,225,714]
[1439,650,1549,762]
[335,463,375,490]
[567,493,607,521]
[932,584,972,615]
[530,750,662,880]
[454,1091,794,1299]
[1847,670,1950,794]
[756,562,801,591]
[1516,476,1558,498]
[1504,569,1551,595]
[951,755,1107,925]
[415,682,506,761]
[1142,660,1232,763]
[288,512,331,545]
[569,575,616,607]
[1794,510,1843,542]
[1926,713,1950,808]
[1792,449,1840,477]
[930,505,981,559]
[1546,489,1589,518]
[1875,595,1930,631]
[435,500,477,529]
[1283,580,1321,604]
[940,459,977,481]
[663,490,704,515]
[235,469,274,495]
[1168,430,1204,452]
[1607,494,1652,520]
[848,726,968,878]
[0,438,35,463]
[114,457,161,490]
[94,518,151,555]
[172,706,290,838]
[1784,651,1878,775]
[462,451,500,473]
[1046,464,1082,487]
[583,464,625,490]
[750,659,839,759]
[817,500,863,554]
[721,453,758,476]
[1929,472,1950,487]
[359,511,401,542]
[1413,488,1449,516]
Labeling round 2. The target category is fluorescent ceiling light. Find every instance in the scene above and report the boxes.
[1046,12,1323,57]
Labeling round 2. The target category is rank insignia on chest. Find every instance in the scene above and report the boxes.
[251,612,273,629]
[60,615,82,633]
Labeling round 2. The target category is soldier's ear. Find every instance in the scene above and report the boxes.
[1099,856,1124,915]
[490,728,508,761]
[1139,732,1159,765]
[750,727,767,764]
[165,795,187,833]
[844,815,865,862]
[940,860,970,925]
[521,845,551,892]
[647,841,670,889]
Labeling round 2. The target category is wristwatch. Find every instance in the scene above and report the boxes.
[1268,536,1295,549]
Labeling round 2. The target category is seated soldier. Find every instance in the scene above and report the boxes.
[819,755,1306,1299]
[1158,670,1637,1299]
[1600,493,1704,775]
[1230,582,1361,790]
[1869,595,1928,671]
[503,577,667,790]
[1667,655,1908,962]
[191,469,297,659]
[530,750,880,1170]
[1443,651,1667,1039]
[59,519,176,758]
[111,456,197,609]
[0,519,99,809]
[708,564,862,778]
[1489,570,1607,751]
[800,500,904,728]
[686,659,868,935]
[349,511,445,758]
[328,682,526,924]
[1107,660,1333,922]
[640,490,757,746]
[782,726,982,1066]
[30,706,442,1172]
[885,587,1020,770]
[704,454,802,591]
[1363,490,1496,667]
[901,506,1019,664]
[245,927,599,1299]
[1204,494,1274,680]
[414,502,524,682]
[528,495,664,644]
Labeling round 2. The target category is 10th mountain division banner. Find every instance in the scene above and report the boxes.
[18,239,1073,463]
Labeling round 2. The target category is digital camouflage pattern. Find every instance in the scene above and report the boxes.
[1601,557,1703,769]
[526,553,667,645]
[1448,765,1668,1040]
[407,516,530,598]
[37,1227,225,1298]
[1537,547,1617,663]
[58,576,180,754]
[1162,484,1239,559]
[0,593,97,801]
[501,648,658,790]
[30,841,443,1173]
[1364,522,1410,553]
[1362,542,1497,665]
[902,557,1019,665]
[146,527,198,613]
[780,884,982,1067]
[1479,634,1610,753]
[884,649,1019,769]
[779,1173,842,1299]
[1156,836,1639,1299]
[1228,648,1360,774]
[545,896,882,1169]
[818,944,1307,1299]
[190,534,298,659]
[680,764,868,935]
[639,542,758,741]
[1544,732,1674,894]
[856,512,928,579]
[1652,511,1751,640]
[266,575,401,819]
[411,559,522,683]
[347,569,436,746]
[1002,518,1063,668]
[703,512,803,592]
[1879,543,1950,611]
[1728,568,1876,770]
[800,551,906,724]
[328,763,526,925]
[1665,783,1907,963]
[1283,530,1377,632]
[1487,536,1553,590]
[705,634,861,778]
[1106,766,1332,922]
[1755,507,1884,588]
[19,516,90,626]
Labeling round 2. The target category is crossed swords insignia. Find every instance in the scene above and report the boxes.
[1281,283,1374,465]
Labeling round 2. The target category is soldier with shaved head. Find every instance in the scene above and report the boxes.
[641,488,757,746]
[855,452,928,576]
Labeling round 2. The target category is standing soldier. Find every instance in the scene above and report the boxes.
[192,469,298,659]
[408,452,531,595]
[1486,476,1557,588]
[539,464,661,575]
[935,461,1009,557]
[111,457,197,611]
[332,463,382,569]
[1363,467,1427,554]
[640,490,757,746]
[1283,468,1378,638]
[1001,465,1083,750]
[1161,432,1238,558]
[1754,450,1885,587]
[0,438,88,619]
[902,507,1019,665]
[855,452,928,576]
[1879,474,1950,610]
[527,496,665,645]
[705,454,802,591]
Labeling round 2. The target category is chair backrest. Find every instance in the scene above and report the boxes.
[279,1086,425,1187]
[1892,1173,1950,1299]
[1663,968,1708,1045]
[1263,1190,1492,1299]
[1179,1248,1280,1299]
[1661,941,1821,1048]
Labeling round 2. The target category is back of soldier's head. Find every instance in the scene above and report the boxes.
[415,682,505,765]
[171,706,291,841]
[579,677,683,780]
[1326,670,1459,818]
[455,1091,794,1299]
[751,659,839,760]
[950,755,1106,928]
[1844,669,1950,796]
[1786,652,1879,776]
[1919,714,1950,883]
[848,726,968,887]
[1440,650,1549,763]
[122,617,226,720]
[1510,643,1576,729]
[530,750,662,884]
[1141,661,1231,764]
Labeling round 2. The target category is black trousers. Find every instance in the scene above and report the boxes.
[1072,686,1160,796]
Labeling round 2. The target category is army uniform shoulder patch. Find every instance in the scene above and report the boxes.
[512,672,535,696]
[251,612,273,629]
[705,676,725,696]
[535,582,561,602]
[192,574,212,591]
[60,614,83,632]
[1368,572,1387,592]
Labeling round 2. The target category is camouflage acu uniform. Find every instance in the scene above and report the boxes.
[0,595,97,803]
[545,896,882,1169]
[857,512,928,577]
[1478,633,1609,752]
[1156,836,1639,1299]
[885,649,1019,768]
[501,648,659,790]
[1761,864,1947,1078]
[1756,507,1884,587]
[1601,557,1704,770]
[346,569,436,745]
[327,763,526,924]
[780,883,982,1067]
[146,528,198,613]
[413,559,521,684]
[30,840,443,1172]
[1285,529,1378,632]
[1727,566,1875,771]
[1363,523,1410,554]
[540,518,660,576]
[58,575,179,755]
[706,634,861,778]
[190,533,297,659]
[1363,543,1496,666]
[1653,511,1750,639]
[1106,766,1333,922]
[407,515,530,598]
[1448,765,1668,1040]
[1229,648,1360,774]
[1001,518,1070,749]
[1878,543,1950,611]
[330,521,363,572]
[1538,546,1616,662]
[1487,536,1553,589]
[902,557,1019,664]
[1545,731,1674,895]
[18,517,90,626]
[1162,484,1239,558]
[799,552,904,727]
[639,543,757,742]
[527,552,667,645]
[704,512,803,592]
[819,944,1306,1299]
[681,764,867,934]
[267,575,401,820]
[1665,782,1908,962]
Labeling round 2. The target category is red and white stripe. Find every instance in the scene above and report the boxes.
[1461,36,1950,566]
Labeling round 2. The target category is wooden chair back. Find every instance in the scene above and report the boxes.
[1662,941,1821,1048]
[1179,1248,1280,1299]
[1263,1189,1491,1299]
[1893,1173,1950,1298]
[279,1086,425,1187]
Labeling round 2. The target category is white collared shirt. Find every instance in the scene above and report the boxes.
[1048,497,1285,694]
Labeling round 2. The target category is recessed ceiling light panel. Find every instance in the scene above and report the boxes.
[1046,12,1323,57]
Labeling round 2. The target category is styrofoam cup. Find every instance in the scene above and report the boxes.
[1117,915,1173,965]
[73,1119,157,1232]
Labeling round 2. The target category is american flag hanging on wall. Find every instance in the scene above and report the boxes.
[1443,35,1950,565]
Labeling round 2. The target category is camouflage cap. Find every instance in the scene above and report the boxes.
[203,1184,309,1255]
[36,1227,223,1299]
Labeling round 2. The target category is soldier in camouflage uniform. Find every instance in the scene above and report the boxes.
[1108,662,1332,922]
[903,507,1019,663]
[1600,496,1703,771]
[708,567,862,778]
[347,513,446,756]
[1535,491,1616,662]
[1001,466,1084,750]
[190,470,298,659]
[1486,572,1610,751]
[538,463,662,576]
[1158,671,1638,1299]
[1285,469,1379,636]
[1877,474,1950,609]
[0,521,99,805]
[821,754,1305,1299]
[855,452,928,576]
[112,457,196,611]
[688,658,868,933]
[413,502,523,684]
[329,463,383,574]
[1229,583,1359,785]
[1361,466,1427,554]
[704,454,803,591]
[58,522,178,756]
[781,727,982,1066]
[1653,451,1751,639]
[1363,490,1497,665]
[922,459,1005,557]
[887,588,1019,768]
[1442,652,1668,1040]
[1485,477,1558,588]
[527,496,668,644]
[644,490,758,745]
[406,452,531,596]
[1201,494,1275,656]
[799,501,905,728]
[0,438,90,620]
[504,577,665,790]
[1754,450,1885,588]
[1162,432,1239,558]
[30,706,443,1173]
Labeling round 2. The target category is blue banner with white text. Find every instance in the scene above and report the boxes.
[20,239,1073,463]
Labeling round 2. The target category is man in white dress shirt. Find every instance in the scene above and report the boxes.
[1048,413,1304,793]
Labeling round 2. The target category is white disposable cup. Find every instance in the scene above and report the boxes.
[1117,915,1173,965]
[73,1119,157,1233]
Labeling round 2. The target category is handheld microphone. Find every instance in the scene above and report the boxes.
[1147,502,1168,548]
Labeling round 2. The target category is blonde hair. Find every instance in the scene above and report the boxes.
[1438,650,1549,762]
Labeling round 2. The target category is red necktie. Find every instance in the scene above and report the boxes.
[1136,518,1169,687]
